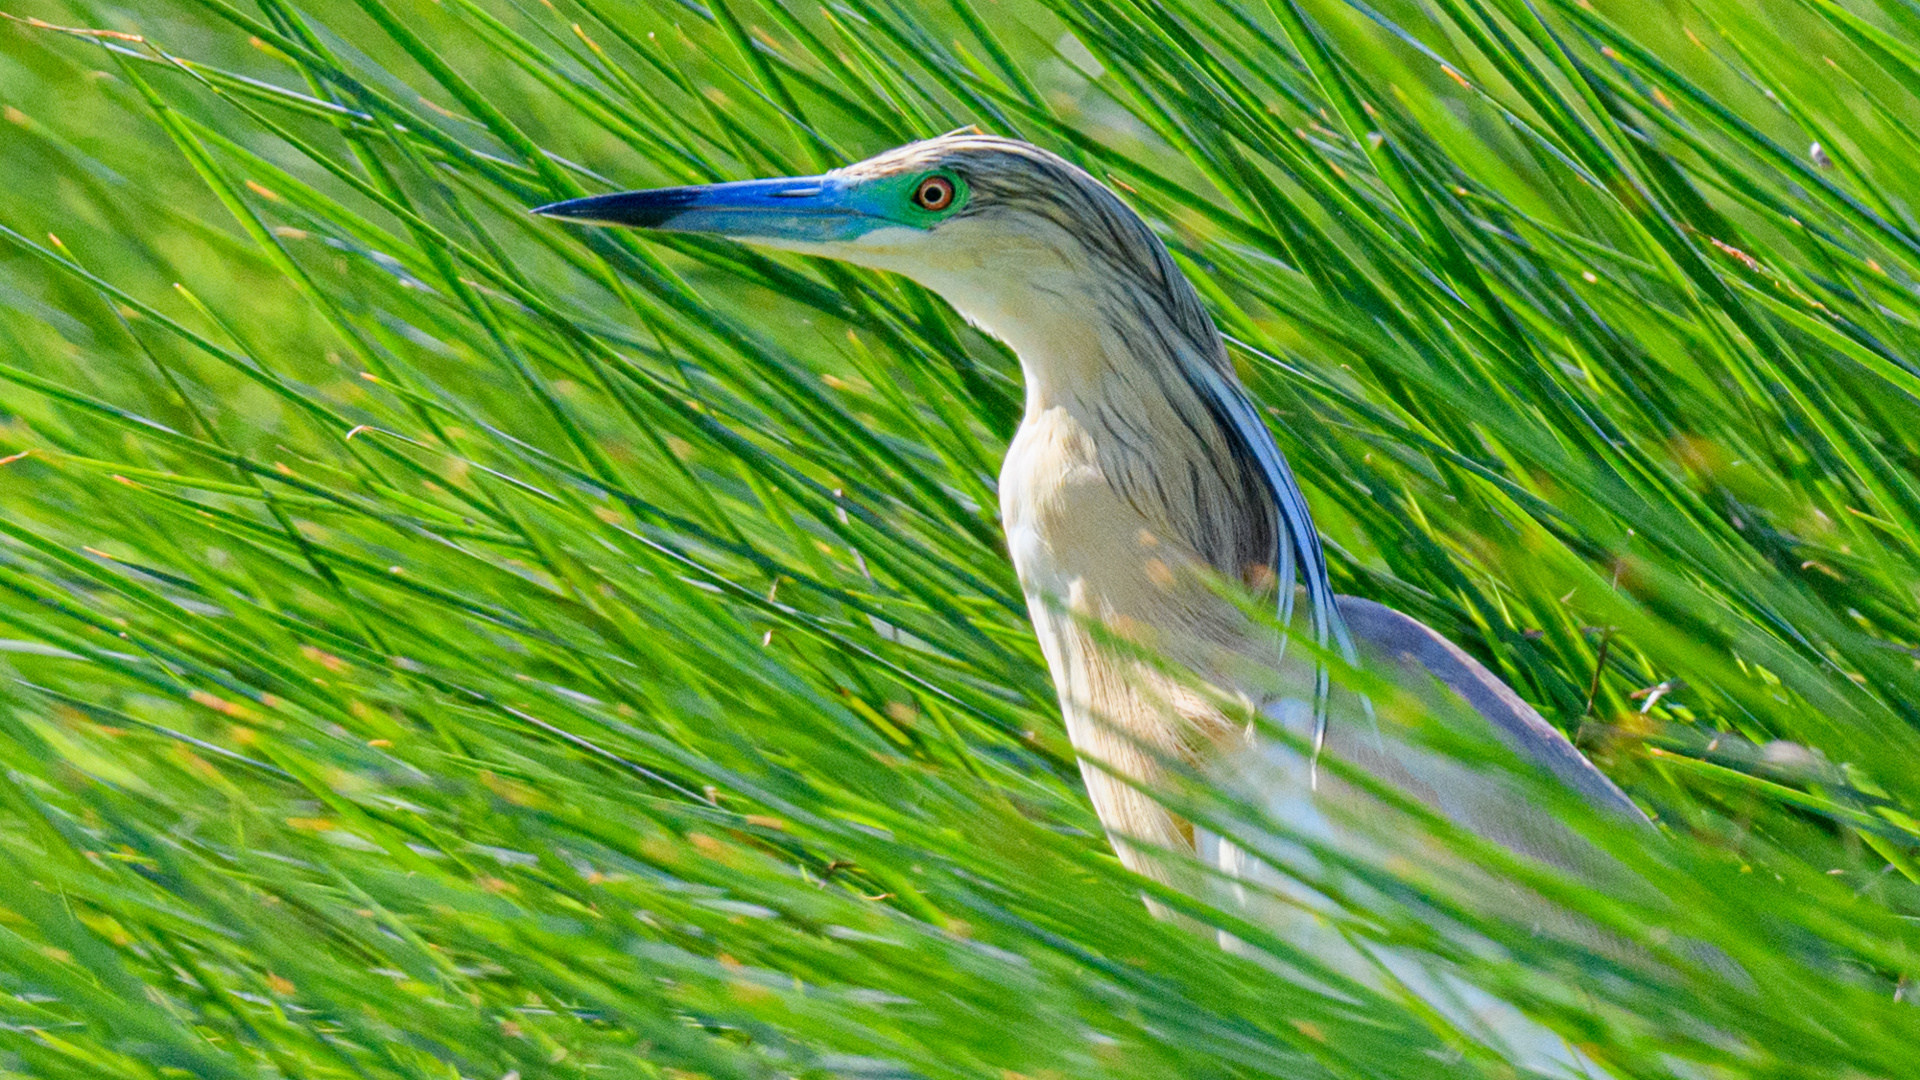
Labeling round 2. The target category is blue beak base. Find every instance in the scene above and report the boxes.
[531,176,876,244]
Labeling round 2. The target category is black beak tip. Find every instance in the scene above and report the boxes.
[528,197,614,225]
[526,189,702,229]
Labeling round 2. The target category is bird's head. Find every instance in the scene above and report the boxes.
[533,131,1198,346]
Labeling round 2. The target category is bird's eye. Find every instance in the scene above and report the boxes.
[913,174,956,212]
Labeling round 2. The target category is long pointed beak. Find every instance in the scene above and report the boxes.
[531,176,872,243]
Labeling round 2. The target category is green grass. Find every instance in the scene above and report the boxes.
[0,0,1918,1075]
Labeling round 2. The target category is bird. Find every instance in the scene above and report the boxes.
[534,131,1649,1067]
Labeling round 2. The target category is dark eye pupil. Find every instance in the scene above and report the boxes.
[917,178,952,210]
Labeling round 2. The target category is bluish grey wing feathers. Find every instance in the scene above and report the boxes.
[1226,596,1648,1074]
[1200,368,1351,661]
[1190,365,1355,782]
[1335,595,1650,824]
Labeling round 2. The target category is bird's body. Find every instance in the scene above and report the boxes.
[535,132,1645,1068]
[1002,394,1261,886]
[987,249,1286,886]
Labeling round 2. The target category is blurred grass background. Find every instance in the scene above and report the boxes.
[1,0,1919,1075]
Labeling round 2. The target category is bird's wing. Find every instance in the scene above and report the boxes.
[1197,593,1651,949]
[1193,597,1648,1075]
[1332,595,1648,825]
[1210,593,1644,887]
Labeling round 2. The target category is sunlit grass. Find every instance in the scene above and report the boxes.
[0,0,1917,1076]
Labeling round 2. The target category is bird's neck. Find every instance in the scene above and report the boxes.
[973,286,1273,579]
[959,284,1117,421]
[976,285,1278,659]
[957,278,1289,874]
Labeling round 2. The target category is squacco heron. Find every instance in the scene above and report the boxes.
[535,133,1646,1034]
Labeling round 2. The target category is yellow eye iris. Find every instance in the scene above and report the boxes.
[913,175,955,212]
